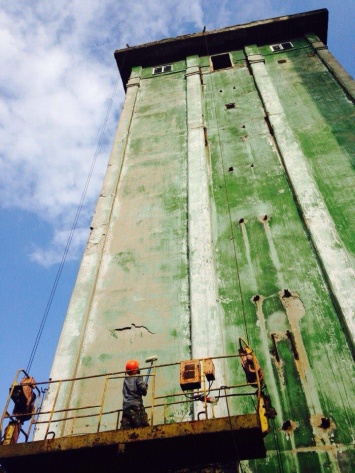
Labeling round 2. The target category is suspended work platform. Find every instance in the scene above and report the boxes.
[0,413,266,472]
[0,348,274,472]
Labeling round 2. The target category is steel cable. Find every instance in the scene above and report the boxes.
[203,33,250,344]
[26,73,121,373]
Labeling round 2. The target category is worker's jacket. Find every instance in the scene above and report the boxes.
[122,375,147,409]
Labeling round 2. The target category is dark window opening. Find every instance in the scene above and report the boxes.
[281,42,293,50]
[270,42,294,52]
[211,53,232,71]
[225,103,236,109]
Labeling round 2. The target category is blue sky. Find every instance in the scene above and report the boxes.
[0,0,354,419]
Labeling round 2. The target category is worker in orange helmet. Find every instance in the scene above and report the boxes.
[120,359,149,429]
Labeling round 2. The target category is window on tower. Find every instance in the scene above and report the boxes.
[211,53,232,71]
[153,64,173,74]
[270,42,294,52]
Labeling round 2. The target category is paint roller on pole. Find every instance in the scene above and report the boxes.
[145,355,158,385]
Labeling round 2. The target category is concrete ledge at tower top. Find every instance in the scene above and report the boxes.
[114,9,328,89]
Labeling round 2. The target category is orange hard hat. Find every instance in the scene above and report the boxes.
[125,359,139,374]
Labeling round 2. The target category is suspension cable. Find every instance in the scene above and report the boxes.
[264,384,284,473]
[26,74,121,373]
[203,33,250,344]
[222,386,245,472]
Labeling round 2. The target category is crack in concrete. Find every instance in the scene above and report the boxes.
[114,323,155,334]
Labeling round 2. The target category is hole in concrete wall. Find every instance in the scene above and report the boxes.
[239,218,244,224]
[211,53,232,70]
[282,420,292,431]
[225,102,236,109]
[277,59,287,64]
[253,295,260,302]
[283,289,292,298]
[219,89,223,93]
[250,163,254,168]
[320,418,331,429]
[228,166,234,172]
[258,214,270,224]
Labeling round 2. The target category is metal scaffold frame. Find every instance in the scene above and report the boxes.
[0,348,273,472]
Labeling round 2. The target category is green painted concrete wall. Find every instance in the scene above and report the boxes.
[201,37,354,472]
[38,33,354,472]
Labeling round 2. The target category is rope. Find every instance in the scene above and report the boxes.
[263,384,284,473]
[26,74,121,373]
[203,34,249,344]
[222,386,244,472]
[270,417,284,473]
[202,36,287,472]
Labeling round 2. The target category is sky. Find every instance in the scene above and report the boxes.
[0,0,354,424]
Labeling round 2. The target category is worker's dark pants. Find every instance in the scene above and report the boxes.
[121,405,149,429]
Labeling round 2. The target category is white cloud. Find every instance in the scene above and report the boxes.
[0,1,120,264]
[0,0,207,267]
[30,226,91,267]
[0,0,353,267]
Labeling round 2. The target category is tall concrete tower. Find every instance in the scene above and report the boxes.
[1,8,354,473]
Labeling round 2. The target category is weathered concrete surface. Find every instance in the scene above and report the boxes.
[34,70,144,439]
[114,9,329,88]
[246,45,355,346]
[202,37,354,472]
[35,18,354,473]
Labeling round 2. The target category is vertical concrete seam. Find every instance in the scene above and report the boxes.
[186,59,227,417]
[184,63,192,361]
